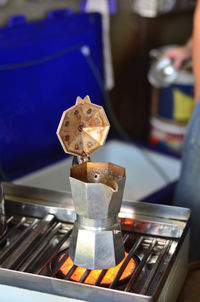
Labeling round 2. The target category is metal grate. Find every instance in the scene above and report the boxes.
[0,213,176,297]
[51,234,174,295]
[0,214,72,274]
[0,183,190,302]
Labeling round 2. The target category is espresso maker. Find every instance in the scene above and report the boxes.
[57,96,126,269]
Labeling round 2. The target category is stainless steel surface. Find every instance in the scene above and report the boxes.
[0,182,190,302]
[3,182,189,238]
[148,45,194,89]
[18,221,62,272]
[148,57,178,88]
[0,217,39,268]
[157,232,189,302]
[69,162,125,269]
[0,268,150,302]
[0,183,7,238]
[3,182,76,223]
[1,214,55,269]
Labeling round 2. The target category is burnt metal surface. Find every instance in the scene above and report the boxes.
[70,162,125,190]
[0,182,190,302]
[56,96,110,158]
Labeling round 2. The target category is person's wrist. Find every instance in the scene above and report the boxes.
[182,45,192,59]
[184,39,193,58]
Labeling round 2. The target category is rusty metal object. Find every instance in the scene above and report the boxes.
[71,162,125,190]
[56,96,110,158]
[56,96,125,269]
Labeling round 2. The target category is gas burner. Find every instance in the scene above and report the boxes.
[49,232,139,288]
[0,182,190,302]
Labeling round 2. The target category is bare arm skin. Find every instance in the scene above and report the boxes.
[193,0,200,103]
[163,38,192,69]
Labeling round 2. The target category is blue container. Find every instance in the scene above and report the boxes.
[157,71,194,123]
[148,46,194,124]
[0,11,104,180]
[0,10,102,46]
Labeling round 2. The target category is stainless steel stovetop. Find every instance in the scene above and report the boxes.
[0,182,190,302]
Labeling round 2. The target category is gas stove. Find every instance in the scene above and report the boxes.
[0,182,190,302]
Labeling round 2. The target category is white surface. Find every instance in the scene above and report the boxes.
[85,0,114,90]
[150,116,187,135]
[0,284,86,302]
[15,140,181,201]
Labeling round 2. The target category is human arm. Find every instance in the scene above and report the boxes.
[193,0,200,103]
[163,37,192,69]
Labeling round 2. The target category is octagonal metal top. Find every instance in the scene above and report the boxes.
[56,96,110,157]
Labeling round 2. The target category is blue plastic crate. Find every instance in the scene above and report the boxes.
[0,10,102,46]
[0,11,104,180]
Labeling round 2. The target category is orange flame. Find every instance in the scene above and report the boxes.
[118,217,134,225]
[60,252,136,285]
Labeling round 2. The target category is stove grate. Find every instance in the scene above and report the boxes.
[0,212,177,297]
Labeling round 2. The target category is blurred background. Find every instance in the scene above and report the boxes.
[0,0,194,141]
[0,3,198,300]
[0,0,196,190]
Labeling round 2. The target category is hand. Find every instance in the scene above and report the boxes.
[163,38,193,69]
[163,45,192,69]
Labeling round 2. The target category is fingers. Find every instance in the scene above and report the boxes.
[173,58,183,69]
[163,46,190,69]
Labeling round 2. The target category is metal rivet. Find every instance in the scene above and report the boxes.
[65,121,69,127]
[65,135,70,142]
[78,124,84,132]
[87,108,92,114]
[74,110,79,115]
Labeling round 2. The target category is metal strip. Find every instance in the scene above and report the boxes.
[109,237,144,289]
[0,218,39,264]
[6,216,14,224]
[125,239,157,292]
[0,216,26,246]
[18,222,62,272]
[123,233,130,245]
[1,214,55,269]
[0,267,152,302]
[140,240,172,295]
[94,269,108,286]
[77,215,117,228]
[39,227,72,276]
[48,251,69,277]
[79,270,91,283]
[64,265,77,280]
